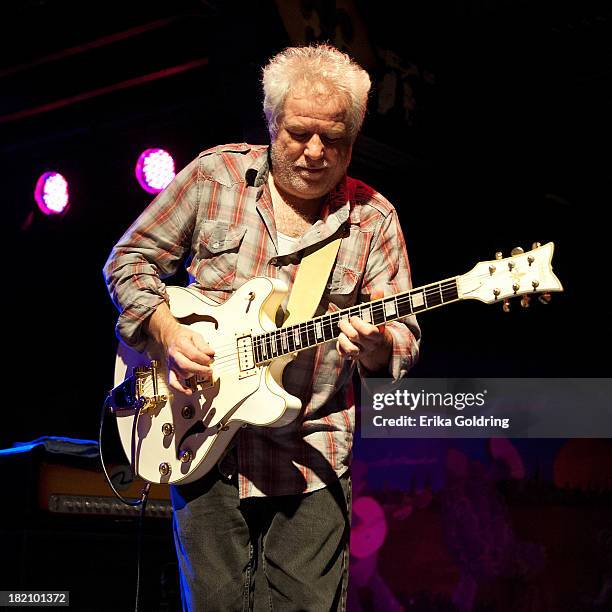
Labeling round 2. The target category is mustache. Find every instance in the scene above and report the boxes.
[296,163,329,170]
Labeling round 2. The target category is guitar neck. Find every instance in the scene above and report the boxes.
[253,277,459,363]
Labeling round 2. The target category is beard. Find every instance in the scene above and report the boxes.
[269,140,349,201]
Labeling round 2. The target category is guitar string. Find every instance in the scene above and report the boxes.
[141,269,545,387]
[181,264,542,354]
[172,271,542,368]
[152,290,540,384]
[181,267,538,358]
[188,284,461,372]
[196,281,460,358]
[192,280,487,366]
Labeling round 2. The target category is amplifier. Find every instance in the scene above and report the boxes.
[38,461,172,518]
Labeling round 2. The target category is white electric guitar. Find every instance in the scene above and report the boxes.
[110,242,563,485]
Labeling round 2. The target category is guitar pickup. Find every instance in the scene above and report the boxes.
[236,334,256,379]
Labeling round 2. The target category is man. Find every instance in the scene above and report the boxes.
[104,44,420,611]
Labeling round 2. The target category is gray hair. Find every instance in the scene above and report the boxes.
[262,44,371,142]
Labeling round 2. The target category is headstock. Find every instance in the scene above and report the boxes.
[457,242,563,308]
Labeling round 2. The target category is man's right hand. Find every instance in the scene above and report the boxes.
[146,302,215,395]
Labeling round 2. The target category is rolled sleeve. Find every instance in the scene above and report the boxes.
[103,157,200,350]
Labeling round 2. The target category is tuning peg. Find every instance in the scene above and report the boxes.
[495,251,503,260]
[538,292,552,305]
[503,298,511,313]
[521,295,531,308]
[511,247,524,256]
[532,242,541,250]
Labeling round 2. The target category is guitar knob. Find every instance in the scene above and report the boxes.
[503,299,511,313]
[161,423,174,437]
[511,247,524,256]
[532,242,541,250]
[538,292,552,304]
[179,449,193,463]
[495,251,503,260]
[159,463,171,476]
[521,295,531,308]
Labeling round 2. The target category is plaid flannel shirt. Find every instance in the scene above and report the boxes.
[104,143,420,498]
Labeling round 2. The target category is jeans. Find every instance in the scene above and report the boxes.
[171,465,352,612]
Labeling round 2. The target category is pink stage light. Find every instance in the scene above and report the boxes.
[135,148,175,193]
[34,172,69,215]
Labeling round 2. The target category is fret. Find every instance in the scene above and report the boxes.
[293,327,301,348]
[444,280,459,302]
[426,284,442,308]
[397,294,412,317]
[306,322,316,346]
[287,328,296,352]
[300,323,309,347]
[273,333,279,356]
[348,306,360,319]
[330,312,341,338]
[411,290,425,313]
[262,336,269,360]
[322,315,334,340]
[274,331,282,355]
[371,300,386,326]
[315,321,323,340]
[281,329,288,352]
[360,304,372,324]
[384,297,397,318]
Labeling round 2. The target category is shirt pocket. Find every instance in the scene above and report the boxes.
[322,227,371,311]
[192,220,247,295]
[325,264,361,310]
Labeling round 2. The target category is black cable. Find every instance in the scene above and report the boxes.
[98,396,148,506]
[99,394,152,612]
[135,486,150,612]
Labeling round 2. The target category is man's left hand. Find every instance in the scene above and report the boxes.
[336,290,393,373]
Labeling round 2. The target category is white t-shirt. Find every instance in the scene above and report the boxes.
[276,230,299,256]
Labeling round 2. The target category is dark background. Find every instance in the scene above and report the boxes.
[1,1,611,610]
[2,0,609,444]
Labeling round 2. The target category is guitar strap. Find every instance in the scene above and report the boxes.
[282,236,342,327]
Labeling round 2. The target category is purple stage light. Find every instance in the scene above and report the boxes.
[135,148,175,193]
[34,172,69,215]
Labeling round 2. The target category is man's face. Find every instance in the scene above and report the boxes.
[270,89,353,202]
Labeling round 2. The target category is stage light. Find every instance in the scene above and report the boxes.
[34,171,69,215]
[135,148,175,194]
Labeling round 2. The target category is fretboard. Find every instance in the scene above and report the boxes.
[253,277,459,364]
